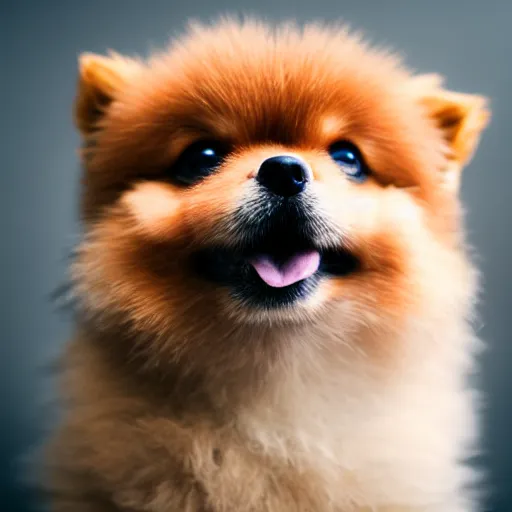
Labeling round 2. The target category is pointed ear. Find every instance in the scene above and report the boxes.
[410,74,490,190]
[75,52,141,135]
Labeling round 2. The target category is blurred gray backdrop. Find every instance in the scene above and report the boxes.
[3,1,511,511]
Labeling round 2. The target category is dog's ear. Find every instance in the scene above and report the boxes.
[409,74,490,190]
[75,52,141,135]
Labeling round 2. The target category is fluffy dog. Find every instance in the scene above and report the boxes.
[44,19,490,512]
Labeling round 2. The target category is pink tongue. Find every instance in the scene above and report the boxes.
[249,250,321,288]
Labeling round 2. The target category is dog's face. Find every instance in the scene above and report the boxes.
[73,22,488,373]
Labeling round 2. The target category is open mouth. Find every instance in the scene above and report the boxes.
[248,250,321,288]
[190,230,360,308]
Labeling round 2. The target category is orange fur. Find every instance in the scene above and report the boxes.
[44,19,489,511]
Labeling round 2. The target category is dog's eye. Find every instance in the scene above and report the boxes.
[170,140,229,186]
[328,141,368,183]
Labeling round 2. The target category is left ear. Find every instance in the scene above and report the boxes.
[75,51,142,135]
[410,74,490,190]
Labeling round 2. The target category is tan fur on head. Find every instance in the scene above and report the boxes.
[45,19,489,512]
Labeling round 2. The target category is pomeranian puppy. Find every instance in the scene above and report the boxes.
[44,19,490,512]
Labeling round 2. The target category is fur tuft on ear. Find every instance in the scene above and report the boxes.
[75,52,141,135]
[409,74,490,190]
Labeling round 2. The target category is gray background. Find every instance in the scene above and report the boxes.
[3,1,511,510]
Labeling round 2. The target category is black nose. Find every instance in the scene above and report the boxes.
[257,155,311,197]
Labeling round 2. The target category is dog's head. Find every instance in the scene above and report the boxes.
[72,21,489,375]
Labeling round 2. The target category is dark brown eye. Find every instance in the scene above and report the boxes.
[170,140,230,186]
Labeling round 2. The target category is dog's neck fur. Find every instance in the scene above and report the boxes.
[74,275,479,508]
[233,310,479,507]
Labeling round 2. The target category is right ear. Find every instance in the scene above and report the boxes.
[75,52,141,135]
